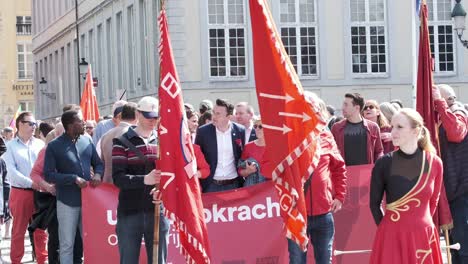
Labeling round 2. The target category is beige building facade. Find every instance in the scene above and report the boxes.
[33,0,468,120]
[0,0,34,127]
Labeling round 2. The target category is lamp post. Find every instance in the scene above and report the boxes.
[39,77,47,92]
[79,58,89,79]
[452,0,468,48]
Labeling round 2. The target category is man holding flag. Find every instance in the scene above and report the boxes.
[112,96,169,264]
[433,84,468,264]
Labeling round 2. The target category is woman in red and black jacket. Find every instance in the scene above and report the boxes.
[288,92,347,264]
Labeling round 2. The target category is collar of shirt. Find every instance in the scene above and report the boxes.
[215,121,232,135]
[127,127,157,142]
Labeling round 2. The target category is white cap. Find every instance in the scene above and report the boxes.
[137,96,159,118]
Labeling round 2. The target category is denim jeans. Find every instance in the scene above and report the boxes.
[116,206,169,264]
[450,193,468,264]
[287,212,335,264]
[56,200,82,264]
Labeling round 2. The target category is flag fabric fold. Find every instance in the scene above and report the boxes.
[79,65,100,122]
[249,0,325,250]
[9,105,22,131]
[416,2,453,230]
[157,8,211,264]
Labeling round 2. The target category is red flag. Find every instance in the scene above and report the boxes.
[80,65,100,122]
[249,0,325,250]
[416,3,452,230]
[157,8,211,264]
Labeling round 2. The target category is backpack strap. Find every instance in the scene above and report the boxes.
[117,135,153,172]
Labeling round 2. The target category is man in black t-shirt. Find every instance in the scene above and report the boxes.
[331,93,383,165]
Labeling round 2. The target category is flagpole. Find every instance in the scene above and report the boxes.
[153,1,165,263]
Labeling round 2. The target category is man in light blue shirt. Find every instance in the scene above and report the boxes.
[2,111,47,264]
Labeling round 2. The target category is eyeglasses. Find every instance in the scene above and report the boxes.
[253,124,263,129]
[363,105,375,111]
[21,121,37,127]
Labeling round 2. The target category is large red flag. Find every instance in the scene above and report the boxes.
[157,8,211,264]
[80,65,100,122]
[416,2,452,230]
[249,0,325,250]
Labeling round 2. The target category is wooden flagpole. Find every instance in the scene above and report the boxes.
[153,1,165,262]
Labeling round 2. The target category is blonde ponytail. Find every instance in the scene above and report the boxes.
[418,126,436,154]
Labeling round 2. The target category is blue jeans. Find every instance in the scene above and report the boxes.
[56,200,82,264]
[116,206,169,264]
[287,212,335,264]
[450,193,468,264]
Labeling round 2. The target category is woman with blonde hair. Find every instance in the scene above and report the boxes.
[363,100,393,154]
[369,108,443,264]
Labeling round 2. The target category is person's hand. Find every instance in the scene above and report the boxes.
[75,177,88,188]
[331,199,343,213]
[245,161,258,175]
[432,85,442,100]
[144,170,162,185]
[45,184,56,196]
[90,173,102,187]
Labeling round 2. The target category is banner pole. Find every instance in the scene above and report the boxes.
[153,196,161,264]
[445,229,452,264]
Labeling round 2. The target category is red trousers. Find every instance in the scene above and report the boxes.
[9,188,48,264]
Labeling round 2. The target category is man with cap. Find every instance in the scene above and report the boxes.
[92,100,127,144]
[112,96,169,264]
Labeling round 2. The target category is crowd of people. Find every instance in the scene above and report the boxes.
[0,83,465,264]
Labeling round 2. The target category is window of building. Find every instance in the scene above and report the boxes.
[106,18,113,100]
[16,16,31,35]
[279,0,319,77]
[116,12,124,94]
[350,0,388,75]
[427,0,455,74]
[207,0,247,78]
[17,43,33,80]
[19,101,34,113]
[127,5,136,91]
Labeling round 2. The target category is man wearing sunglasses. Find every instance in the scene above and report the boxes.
[112,96,169,264]
[2,112,48,264]
[433,84,468,264]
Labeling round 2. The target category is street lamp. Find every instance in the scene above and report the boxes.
[452,0,468,48]
[39,77,47,92]
[79,58,89,79]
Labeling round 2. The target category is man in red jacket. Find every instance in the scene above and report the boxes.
[433,84,468,264]
[288,92,347,264]
[331,93,383,165]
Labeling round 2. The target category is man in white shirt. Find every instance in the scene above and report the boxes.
[235,102,257,143]
[2,112,47,264]
[195,99,245,193]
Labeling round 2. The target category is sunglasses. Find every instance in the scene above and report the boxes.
[363,105,375,111]
[253,124,263,129]
[21,120,37,127]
